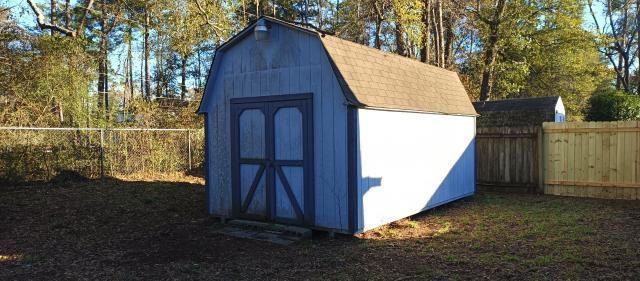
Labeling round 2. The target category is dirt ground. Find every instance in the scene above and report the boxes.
[1,179,639,280]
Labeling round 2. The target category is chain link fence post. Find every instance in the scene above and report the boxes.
[100,128,105,182]
[187,130,192,171]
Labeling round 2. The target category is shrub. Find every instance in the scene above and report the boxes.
[585,90,640,121]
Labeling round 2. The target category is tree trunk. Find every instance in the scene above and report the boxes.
[335,0,340,27]
[437,0,445,67]
[181,56,187,100]
[624,53,630,91]
[374,16,382,49]
[50,0,56,36]
[196,48,202,90]
[443,11,454,67]
[622,5,630,92]
[128,26,134,100]
[64,0,70,28]
[616,54,623,90]
[637,0,640,94]
[156,54,161,98]
[421,0,431,63]
[479,0,506,101]
[395,21,406,56]
[318,0,324,28]
[431,5,440,66]
[124,46,129,111]
[303,0,309,23]
[140,40,144,98]
[97,1,108,115]
[374,2,384,49]
[359,4,366,44]
[144,4,151,100]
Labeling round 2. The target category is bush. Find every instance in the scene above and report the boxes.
[586,90,640,121]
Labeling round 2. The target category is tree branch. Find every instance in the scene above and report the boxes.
[76,0,95,37]
[587,0,602,31]
[194,0,227,37]
[27,0,76,36]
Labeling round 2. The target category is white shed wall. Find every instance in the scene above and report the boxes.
[356,109,476,232]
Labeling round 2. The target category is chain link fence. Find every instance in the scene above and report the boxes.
[0,127,204,184]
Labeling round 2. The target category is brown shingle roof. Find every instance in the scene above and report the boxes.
[319,35,477,116]
[198,16,477,116]
[473,96,561,112]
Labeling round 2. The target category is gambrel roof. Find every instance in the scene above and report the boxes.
[320,35,476,115]
[199,16,477,116]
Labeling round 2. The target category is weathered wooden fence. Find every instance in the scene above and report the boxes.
[543,121,640,200]
[476,126,543,193]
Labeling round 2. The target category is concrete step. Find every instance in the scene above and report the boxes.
[215,226,302,245]
[227,219,312,238]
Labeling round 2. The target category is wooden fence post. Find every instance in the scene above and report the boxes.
[537,125,544,194]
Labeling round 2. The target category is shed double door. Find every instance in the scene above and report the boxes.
[230,94,314,226]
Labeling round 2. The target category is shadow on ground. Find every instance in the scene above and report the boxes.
[1,179,639,280]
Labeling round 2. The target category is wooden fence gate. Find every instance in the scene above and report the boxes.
[476,126,543,193]
[543,121,640,200]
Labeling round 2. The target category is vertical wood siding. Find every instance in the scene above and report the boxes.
[238,109,267,216]
[356,109,476,232]
[204,23,349,231]
[476,126,541,193]
[543,121,640,200]
[273,107,304,220]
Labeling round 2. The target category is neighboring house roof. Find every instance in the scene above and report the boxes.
[473,96,562,112]
[199,16,476,116]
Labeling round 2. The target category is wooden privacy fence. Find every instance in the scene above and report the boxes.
[476,126,543,193]
[543,121,640,200]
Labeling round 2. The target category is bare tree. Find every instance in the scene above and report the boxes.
[588,0,638,93]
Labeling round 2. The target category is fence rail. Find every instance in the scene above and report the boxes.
[543,121,640,200]
[0,127,204,184]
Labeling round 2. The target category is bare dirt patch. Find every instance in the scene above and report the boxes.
[1,180,639,280]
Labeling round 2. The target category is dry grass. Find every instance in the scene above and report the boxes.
[1,180,639,280]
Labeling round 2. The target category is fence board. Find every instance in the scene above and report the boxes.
[543,121,640,200]
[476,126,540,192]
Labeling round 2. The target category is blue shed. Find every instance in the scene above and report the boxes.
[198,17,477,234]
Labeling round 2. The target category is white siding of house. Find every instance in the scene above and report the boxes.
[555,97,566,122]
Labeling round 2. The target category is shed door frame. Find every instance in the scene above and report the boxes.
[230,93,315,226]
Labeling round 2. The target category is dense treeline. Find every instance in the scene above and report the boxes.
[0,0,639,126]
